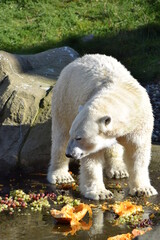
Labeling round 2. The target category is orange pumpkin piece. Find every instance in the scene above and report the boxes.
[132,229,145,237]
[107,228,152,240]
[50,204,73,224]
[111,201,143,216]
[89,204,97,208]
[63,219,93,236]
[51,203,92,226]
[132,228,152,238]
[73,203,92,222]
[51,203,92,236]
[101,204,108,211]
[107,233,132,240]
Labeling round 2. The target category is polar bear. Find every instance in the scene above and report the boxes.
[47,54,157,200]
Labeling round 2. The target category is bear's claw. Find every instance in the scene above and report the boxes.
[47,170,75,184]
[129,186,158,197]
[84,189,114,200]
[107,168,129,179]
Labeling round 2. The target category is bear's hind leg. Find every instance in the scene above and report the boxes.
[104,143,129,179]
[79,151,113,200]
[47,124,74,184]
[122,135,157,197]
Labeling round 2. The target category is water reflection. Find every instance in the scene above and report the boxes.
[0,145,159,239]
[0,208,118,240]
[51,208,104,236]
[89,209,104,235]
[52,219,92,236]
[51,208,118,238]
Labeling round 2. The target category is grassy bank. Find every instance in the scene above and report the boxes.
[0,0,160,83]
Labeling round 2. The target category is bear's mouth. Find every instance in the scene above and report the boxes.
[65,150,84,160]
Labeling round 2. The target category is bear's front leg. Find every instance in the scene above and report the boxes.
[79,152,113,200]
[123,136,158,197]
[47,126,74,184]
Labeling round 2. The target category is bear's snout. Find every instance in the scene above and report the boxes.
[65,147,84,159]
[66,140,84,160]
[65,153,73,158]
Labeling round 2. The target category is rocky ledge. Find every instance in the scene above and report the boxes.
[0,47,79,175]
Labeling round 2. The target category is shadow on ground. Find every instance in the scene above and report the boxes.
[4,23,160,85]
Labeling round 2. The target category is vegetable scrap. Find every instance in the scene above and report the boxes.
[57,182,79,191]
[134,218,153,228]
[132,228,152,237]
[50,203,92,235]
[0,190,56,214]
[0,189,81,215]
[145,200,160,212]
[108,233,132,240]
[107,183,122,190]
[113,214,142,227]
[89,204,97,208]
[53,194,81,206]
[101,204,108,211]
[51,203,92,224]
[109,201,144,227]
[55,172,79,191]
[110,201,143,216]
[107,227,152,240]
[89,203,108,211]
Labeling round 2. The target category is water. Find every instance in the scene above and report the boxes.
[0,145,160,240]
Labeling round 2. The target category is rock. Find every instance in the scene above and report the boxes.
[0,47,79,175]
[20,90,52,172]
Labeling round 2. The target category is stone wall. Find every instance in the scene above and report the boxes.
[0,47,79,175]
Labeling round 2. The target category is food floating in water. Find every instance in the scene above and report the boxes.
[110,201,143,216]
[107,227,152,240]
[51,203,92,235]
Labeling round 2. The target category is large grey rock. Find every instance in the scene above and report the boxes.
[0,47,79,175]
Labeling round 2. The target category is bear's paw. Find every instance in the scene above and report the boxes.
[129,186,158,197]
[106,168,129,179]
[47,170,75,184]
[84,188,113,200]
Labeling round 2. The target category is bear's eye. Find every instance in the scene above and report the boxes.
[75,137,82,141]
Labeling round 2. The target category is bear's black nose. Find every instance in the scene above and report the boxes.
[65,153,73,158]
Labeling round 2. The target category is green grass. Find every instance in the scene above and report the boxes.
[0,0,160,83]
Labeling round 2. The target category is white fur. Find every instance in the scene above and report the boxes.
[105,144,129,179]
[47,54,157,200]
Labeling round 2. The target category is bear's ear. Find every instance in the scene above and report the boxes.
[78,105,83,113]
[99,116,112,132]
[104,116,111,126]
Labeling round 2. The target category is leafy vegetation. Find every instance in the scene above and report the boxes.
[0,0,160,83]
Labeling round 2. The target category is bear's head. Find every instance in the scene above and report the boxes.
[65,104,116,160]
